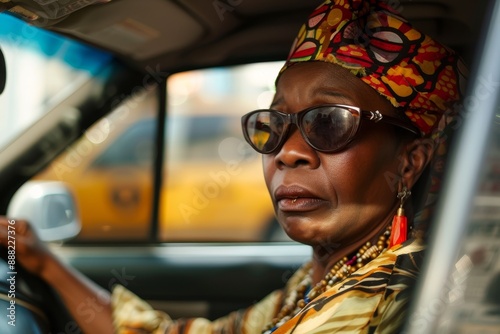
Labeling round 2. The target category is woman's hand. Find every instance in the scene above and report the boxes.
[0,217,54,278]
[0,216,115,333]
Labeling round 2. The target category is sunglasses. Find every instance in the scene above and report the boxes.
[241,104,420,154]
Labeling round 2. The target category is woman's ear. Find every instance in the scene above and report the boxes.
[399,138,435,189]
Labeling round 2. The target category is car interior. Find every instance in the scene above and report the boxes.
[0,0,499,333]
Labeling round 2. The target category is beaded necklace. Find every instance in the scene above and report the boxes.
[263,226,392,334]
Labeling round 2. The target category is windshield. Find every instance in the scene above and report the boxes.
[0,13,112,150]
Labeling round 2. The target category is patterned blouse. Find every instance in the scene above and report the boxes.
[112,238,425,333]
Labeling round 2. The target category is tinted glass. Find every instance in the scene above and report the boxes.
[34,89,158,241]
[159,63,285,242]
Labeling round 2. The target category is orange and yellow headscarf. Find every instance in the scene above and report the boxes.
[281,0,467,137]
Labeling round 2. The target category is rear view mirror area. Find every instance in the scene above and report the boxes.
[7,181,81,242]
[0,47,5,94]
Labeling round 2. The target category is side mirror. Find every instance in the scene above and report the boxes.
[7,181,81,242]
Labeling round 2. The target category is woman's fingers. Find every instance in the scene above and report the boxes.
[0,217,50,276]
[0,217,18,246]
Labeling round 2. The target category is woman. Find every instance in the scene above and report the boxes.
[0,0,466,333]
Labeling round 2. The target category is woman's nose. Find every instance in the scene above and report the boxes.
[274,128,320,169]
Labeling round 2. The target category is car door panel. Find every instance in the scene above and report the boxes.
[53,244,310,319]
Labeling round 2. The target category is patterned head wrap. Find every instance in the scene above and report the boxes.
[281,0,467,138]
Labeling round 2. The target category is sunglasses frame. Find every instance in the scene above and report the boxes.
[241,104,421,154]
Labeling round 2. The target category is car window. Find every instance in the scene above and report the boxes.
[444,119,500,332]
[409,101,500,333]
[33,62,289,243]
[0,14,111,150]
[405,2,500,331]
[33,87,158,241]
[160,64,282,242]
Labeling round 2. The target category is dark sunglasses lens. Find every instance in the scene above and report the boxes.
[245,111,285,153]
[301,106,357,151]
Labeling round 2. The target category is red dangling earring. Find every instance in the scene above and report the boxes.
[389,186,411,248]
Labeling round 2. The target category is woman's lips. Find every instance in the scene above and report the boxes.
[274,185,327,212]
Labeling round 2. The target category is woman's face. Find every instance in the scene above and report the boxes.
[263,61,409,248]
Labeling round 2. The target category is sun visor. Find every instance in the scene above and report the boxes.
[0,48,5,94]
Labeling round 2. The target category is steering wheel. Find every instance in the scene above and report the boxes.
[0,249,81,333]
